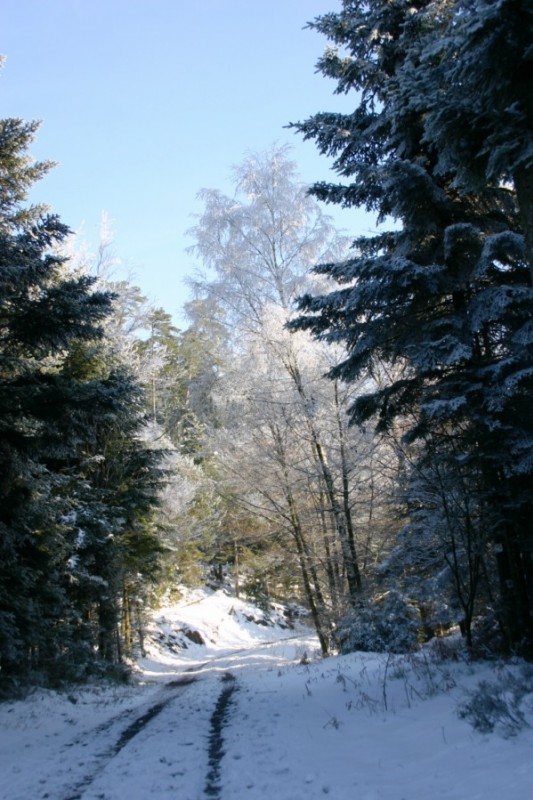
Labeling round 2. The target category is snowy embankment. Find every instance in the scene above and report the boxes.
[1,588,532,800]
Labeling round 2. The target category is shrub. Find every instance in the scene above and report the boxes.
[335,591,421,654]
[457,665,533,737]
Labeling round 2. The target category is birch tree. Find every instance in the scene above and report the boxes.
[188,146,399,645]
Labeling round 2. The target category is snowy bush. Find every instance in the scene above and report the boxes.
[457,665,533,737]
[335,591,422,654]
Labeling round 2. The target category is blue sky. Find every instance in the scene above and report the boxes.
[2,0,370,326]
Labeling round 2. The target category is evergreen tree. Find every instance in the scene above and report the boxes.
[0,116,114,686]
[290,0,533,655]
[410,0,533,278]
[0,109,165,689]
[58,351,165,667]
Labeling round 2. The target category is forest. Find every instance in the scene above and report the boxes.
[1,0,532,696]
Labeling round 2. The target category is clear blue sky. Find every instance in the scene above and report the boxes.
[2,0,369,326]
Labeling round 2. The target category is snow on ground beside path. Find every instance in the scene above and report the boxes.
[1,586,532,800]
[136,586,314,682]
[221,652,533,800]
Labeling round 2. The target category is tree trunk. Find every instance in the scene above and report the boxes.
[287,359,362,604]
[292,529,330,656]
[495,532,533,659]
[98,598,119,663]
[135,599,146,657]
[121,583,133,657]
[233,538,240,598]
[334,380,363,588]
[514,164,533,285]
[311,431,362,601]
[317,493,340,616]
[272,423,330,653]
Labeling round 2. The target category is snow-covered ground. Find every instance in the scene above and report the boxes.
[1,587,532,799]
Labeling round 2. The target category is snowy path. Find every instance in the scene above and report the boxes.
[0,592,319,800]
[74,638,320,800]
[1,676,198,800]
[1,588,533,800]
[61,673,231,800]
[1,638,318,800]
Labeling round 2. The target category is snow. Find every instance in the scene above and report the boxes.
[1,587,532,799]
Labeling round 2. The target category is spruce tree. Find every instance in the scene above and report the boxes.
[57,351,164,667]
[0,111,165,689]
[412,0,533,278]
[290,0,533,655]
[0,116,114,686]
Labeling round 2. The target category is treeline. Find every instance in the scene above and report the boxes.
[0,110,248,695]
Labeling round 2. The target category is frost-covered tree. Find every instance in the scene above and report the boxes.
[290,0,533,655]
[0,115,114,685]
[0,106,165,688]
[211,316,398,652]
[188,146,400,647]
[188,144,345,327]
[408,0,533,278]
[136,307,185,431]
[172,296,230,454]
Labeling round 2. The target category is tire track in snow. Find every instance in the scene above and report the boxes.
[45,633,310,798]
[204,673,238,799]
[53,676,197,800]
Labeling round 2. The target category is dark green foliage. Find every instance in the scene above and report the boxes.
[0,115,164,692]
[290,0,533,655]
[411,0,533,276]
[58,364,166,665]
[0,119,110,685]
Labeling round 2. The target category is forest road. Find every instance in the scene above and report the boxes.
[3,634,315,800]
[54,668,242,800]
[46,674,199,800]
